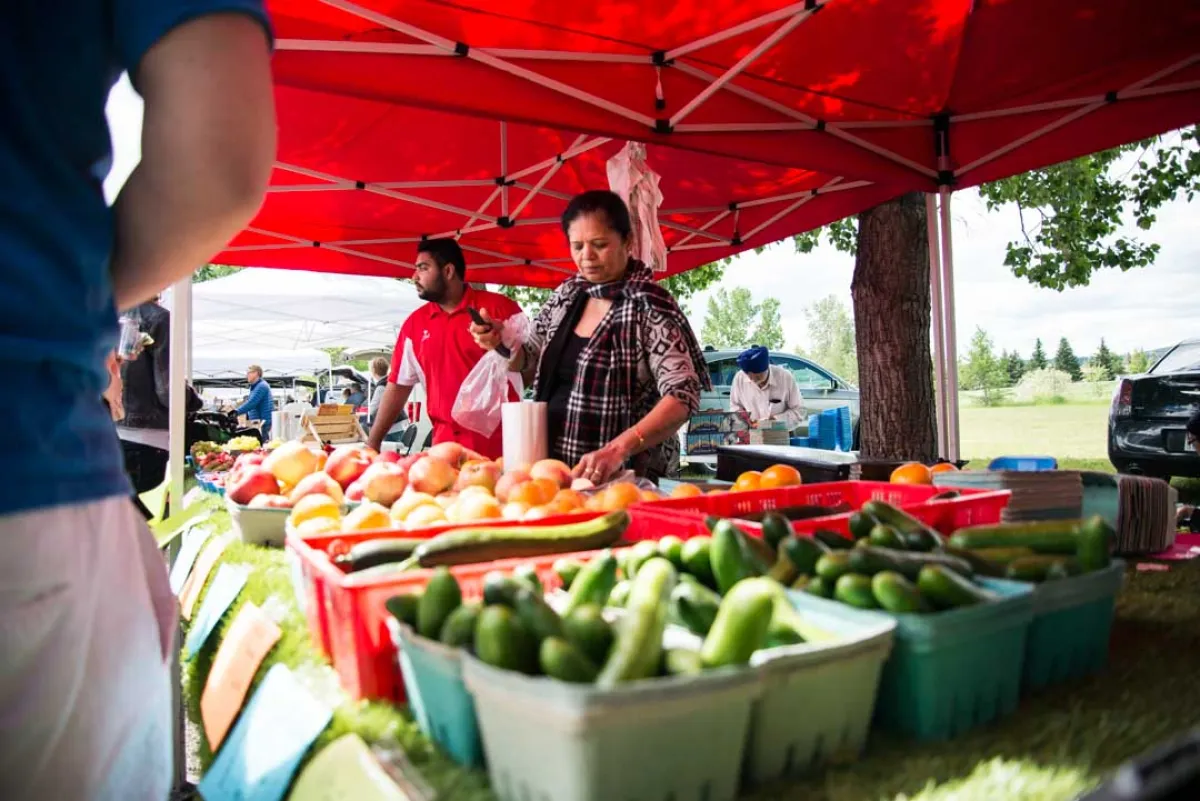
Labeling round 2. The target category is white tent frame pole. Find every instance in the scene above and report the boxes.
[500,122,510,216]
[664,1,826,61]
[925,193,949,459]
[937,189,960,462]
[168,276,191,511]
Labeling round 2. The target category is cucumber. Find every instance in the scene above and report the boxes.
[768,536,825,585]
[815,551,855,582]
[663,648,705,677]
[849,545,974,580]
[765,582,834,643]
[834,574,879,609]
[336,538,426,572]
[1006,555,1082,582]
[626,540,661,578]
[739,530,777,571]
[847,511,879,541]
[562,551,618,615]
[597,558,677,686]
[539,637,599,683]
[710,520,762,594]
[944,545,1036,577]
[656,535,686,570]
[669,580,722,636]
[474,604,539,674]
[512,564,543,595]
[482,571,524,607]
[812,529,853,550]
[417,567,462,639]
[1076,515,1114,572]
[562,605,614,665]
[384,594,419,628]
[680,536,717,588]
[607,580,631,608]
[438,602,481,648]
[947,520,1081,554]
[871,571,927,614]
[700,577,776,668]
[916,565,998,610]
[760,512,793,552]
[514,587,564,642]
[801,576,833,598]
[413,511,630,567]
[553,558,584,590]
[868,524,907,550]
[861,500,944,551]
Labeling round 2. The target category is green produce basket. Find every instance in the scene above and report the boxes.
[387,619,482,768]
[789,579,1034,742]
[1021,560,1125,691]
[461,652,760,801]
[742,597,896,784]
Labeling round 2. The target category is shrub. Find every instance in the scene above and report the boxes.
[1014,368,1074,404]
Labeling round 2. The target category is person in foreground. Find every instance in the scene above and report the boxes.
[472,190,710,483]
[367,239,522,459]
[0,6,275,800]
[729,345,807,429]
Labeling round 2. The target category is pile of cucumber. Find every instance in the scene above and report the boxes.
[945,516,1113,581]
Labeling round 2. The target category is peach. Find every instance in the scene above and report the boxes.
[325,445,377,489]
[341,502,392,532]
[262,441,320,487]
[455,492,503,523]
[454,460,501,494]
[404,503,448,530]
[227,467,280,505]
[361,462,408,507]
[247,493,291,509]
[345,480,366,502]
[289,471,346,506]
[426,441,466,468]
[408,456,458,496]
[530,458,573,488]
[494,468,531,504]
[288,493,342,527]
[294,517,342,538]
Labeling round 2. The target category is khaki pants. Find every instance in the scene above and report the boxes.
[0,497,176,800]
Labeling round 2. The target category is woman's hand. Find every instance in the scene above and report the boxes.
[572,441,629,485]
[469,307,501,351]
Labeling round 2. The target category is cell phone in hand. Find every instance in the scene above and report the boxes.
[467,307,511,358]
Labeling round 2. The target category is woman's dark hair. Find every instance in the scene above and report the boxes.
[417,238,467,280]
[561,190,633,242]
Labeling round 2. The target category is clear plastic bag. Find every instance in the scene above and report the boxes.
[452,313,530,437]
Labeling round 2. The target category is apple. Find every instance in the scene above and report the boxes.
[288,493,342,526]
[325,445,377,489]
[408,456,458,495]
[390,491,439,521]
[571,477,596,491]
[294,517,342,537]
[494,468,531,504]
[345,480,365,502]
[530,458,573,489]
[455,492,502,523]
[262,441,320,487]
[426,441,465,467]
[233,452,266,471]
[435,493,458,510]
[360,462,408,507]
[227,466,280,505]
[403,503,448,530]
[289,471,346,506]
[247,493,291,509]
[374,450,401,464]
[341,502,392,532]
[501,501,529,520]
[454,460,501,493]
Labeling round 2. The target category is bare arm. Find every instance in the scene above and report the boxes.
[111,13,275,310]
[366,383,414,452]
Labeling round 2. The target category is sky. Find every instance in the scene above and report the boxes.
[105,77,1196,361]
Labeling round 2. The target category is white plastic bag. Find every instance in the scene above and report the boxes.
[453,313,530,437]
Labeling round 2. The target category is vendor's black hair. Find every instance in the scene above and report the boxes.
[417,238,467,280]
[561,190,633,242]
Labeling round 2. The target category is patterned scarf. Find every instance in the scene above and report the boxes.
[531,259,711,472]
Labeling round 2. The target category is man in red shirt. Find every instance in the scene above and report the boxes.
[367,239,521,458]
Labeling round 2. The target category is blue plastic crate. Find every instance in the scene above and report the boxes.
[808,413,836,450]
[388,620,483,767]
[987,456,1058,472]
[1021,560,1124,691]
[789,578,1034,742]
[832,406,853,451]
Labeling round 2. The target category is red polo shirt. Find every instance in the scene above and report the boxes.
[389,287,522,459]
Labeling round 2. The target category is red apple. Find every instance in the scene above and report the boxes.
[345,480,366,502]
[426,441,465,468]
[233,452,266,471]
[325,445,377,489]
[494,468,531,504]
[408,456,459,496]
[374,450,401,464]
[289,471,346,506]
[530,458,573,489]
[227,466,281,505]
[361,462,409,507]
[454,460,501,494]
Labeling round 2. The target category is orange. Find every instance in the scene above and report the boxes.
[760,464,803,489]
[670,483,704,499]
[508,478,559,508]
[552,489,586,510]
[732,470,762,493]
[706,489,727,496]
[929,462,958,474]
[890,462,934,485]
[640,489,662,503]
[602,482,644,511]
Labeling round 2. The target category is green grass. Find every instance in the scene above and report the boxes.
[960,402,1111,461]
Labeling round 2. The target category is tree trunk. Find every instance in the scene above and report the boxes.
[852,192,938,461]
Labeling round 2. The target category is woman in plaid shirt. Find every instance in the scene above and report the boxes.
[473,190,710,483]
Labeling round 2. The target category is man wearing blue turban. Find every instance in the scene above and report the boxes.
[730,345,806,429]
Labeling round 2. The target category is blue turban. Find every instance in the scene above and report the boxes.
[737,345,769,374]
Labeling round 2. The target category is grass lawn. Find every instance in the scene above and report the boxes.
[959,402,1110,461]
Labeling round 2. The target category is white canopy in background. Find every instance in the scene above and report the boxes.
[183,267,422,352]
[190,347,333,381]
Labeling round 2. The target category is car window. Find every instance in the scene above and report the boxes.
[1150,342,1200,375]
[707,357,740,388]
[770,355,835,389]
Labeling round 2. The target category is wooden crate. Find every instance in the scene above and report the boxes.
[300,404,366,445]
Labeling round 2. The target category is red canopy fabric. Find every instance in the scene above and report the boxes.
[220,86,899,286]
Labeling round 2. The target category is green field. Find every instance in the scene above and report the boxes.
[959,401,1110,461]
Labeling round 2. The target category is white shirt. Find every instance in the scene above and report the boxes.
[729,365,806,429]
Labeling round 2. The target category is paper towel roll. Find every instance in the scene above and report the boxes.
[502,401,548,470]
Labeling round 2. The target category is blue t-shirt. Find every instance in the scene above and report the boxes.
[0,1,269,517]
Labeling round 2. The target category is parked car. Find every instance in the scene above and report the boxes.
[699,348,860,427]
[1108,338,1200,480]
